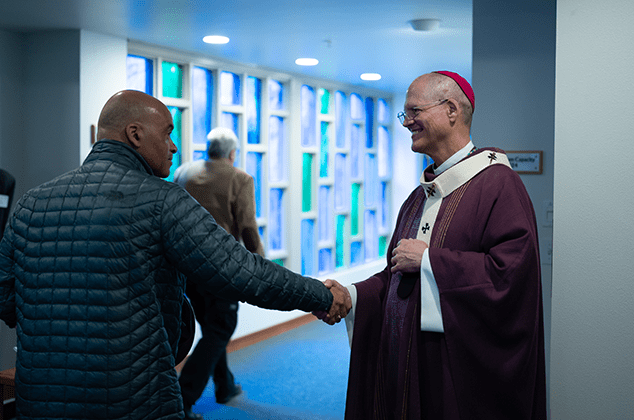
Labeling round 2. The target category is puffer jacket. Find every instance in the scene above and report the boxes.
[0,140,332,420]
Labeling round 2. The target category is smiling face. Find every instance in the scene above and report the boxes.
[402,76,449,157]
[136,105,177,178]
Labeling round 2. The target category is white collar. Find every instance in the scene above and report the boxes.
[433,141,475,175]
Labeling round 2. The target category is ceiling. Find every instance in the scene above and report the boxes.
[0,0,472,95]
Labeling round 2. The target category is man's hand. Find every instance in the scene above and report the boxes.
[314,279,352,325]
[390,238,429,273]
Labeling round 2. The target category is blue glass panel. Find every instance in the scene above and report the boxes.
[247,76,261,144]
[220,71,241,105]
[301,85,316,147]
[364,153,377,206]
[318,186,331,242]
[351,241,363,266]
[166,106,182,182]
[320,122,329,178]
[246,152,263,218]
[193,150,207,161]
[126,55,153,95]
[350,93,364,120]
[422,155,434,170]
[268,79,284,110]
[378,98,389,124]
[378,126,391,177]
[335,153,348,211]
[351,124,362,178]
[365,97,374,148]
[301,219,315,276]
[269,188,284,251]
[269,116,286,182]
[364,210,377,261]
[335,91,347,148]
[192,67,213,145]
[319,248,333,274]
[336,215,346,268]
[221,112,240,166]
[381,182,388,229]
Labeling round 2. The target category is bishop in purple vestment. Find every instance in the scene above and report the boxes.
[339,72,547,419]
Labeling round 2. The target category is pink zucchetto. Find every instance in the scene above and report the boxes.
[433,71,475,112]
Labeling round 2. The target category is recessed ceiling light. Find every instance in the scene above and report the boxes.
[295,58,319,66]
[203,35,230,44]
[409,19,441,32]
[361,73,382,81]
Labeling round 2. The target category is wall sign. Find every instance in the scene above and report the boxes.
[506,151,543,174]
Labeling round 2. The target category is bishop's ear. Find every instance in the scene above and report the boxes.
[446,99,459,122]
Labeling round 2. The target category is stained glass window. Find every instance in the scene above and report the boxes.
[336,215,346,268]
[246,152,263,218]
[335,153,347,211]
[378,98,389,124]
[269,188,284,251]
[269,79,284,111]
[302,153,313,212]
[319,186,331,241]
[301,219,315,275]
[247,76,261,144]
[378,126,391,177]
[351,124,362,178]
[379,236,388,257]
[365,97,375,148]
[221,71,241,105]
[301,85,316,147]
[192,67,212,145]
[351,183,361,236]
[319,248,333,274]
[166,106,183,182]
[320,122,329,178]
[351,241,363,266]
[319,88,330,115]
[365,153,377,206]
[350,93,364,120]
[364,210,377,261]
[126,55,153,94]
[335,91,347,148]
[269,116,286,183]
[162,61,183,98]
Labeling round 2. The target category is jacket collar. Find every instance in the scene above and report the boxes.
[84,140,156,176]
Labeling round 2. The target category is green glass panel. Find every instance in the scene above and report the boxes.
[351,183,360,235]
[162,61,183,98]
[379,236,388,257]
[336,215,346,268]
[319,88,330,114]
[272,258,284,267]
[320,122,329,178]
[166,107,182,182]
[302,153,313,212]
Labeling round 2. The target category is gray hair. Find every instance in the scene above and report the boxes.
[206,127,238,159]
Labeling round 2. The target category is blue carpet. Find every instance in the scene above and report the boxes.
[191,320,351,419]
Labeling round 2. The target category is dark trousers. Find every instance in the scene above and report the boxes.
[179,282,238,406]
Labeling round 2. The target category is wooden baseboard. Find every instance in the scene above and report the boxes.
[175,313,318,373]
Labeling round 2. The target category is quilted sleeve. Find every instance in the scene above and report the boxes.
[0,216,16,328]
[160,185,333,313]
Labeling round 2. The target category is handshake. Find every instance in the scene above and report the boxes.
[314,279,352,325]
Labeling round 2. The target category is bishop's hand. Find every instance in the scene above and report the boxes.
[390,238,429,273]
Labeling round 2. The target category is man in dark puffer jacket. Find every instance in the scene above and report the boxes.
[0,90,351,420]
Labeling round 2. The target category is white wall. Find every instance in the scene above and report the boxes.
[79,30,128,162]
[550,0,634,418]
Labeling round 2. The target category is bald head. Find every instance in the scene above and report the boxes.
[97,90,169,143]
[409,73,473,126]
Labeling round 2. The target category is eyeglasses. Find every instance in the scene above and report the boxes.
[397,99,448,125]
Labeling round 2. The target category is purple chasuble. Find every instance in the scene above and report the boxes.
[345,148,547,420]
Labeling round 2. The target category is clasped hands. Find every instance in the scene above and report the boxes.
[313,279,352,325]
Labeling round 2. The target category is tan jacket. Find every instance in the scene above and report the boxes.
[174,159,264,256]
